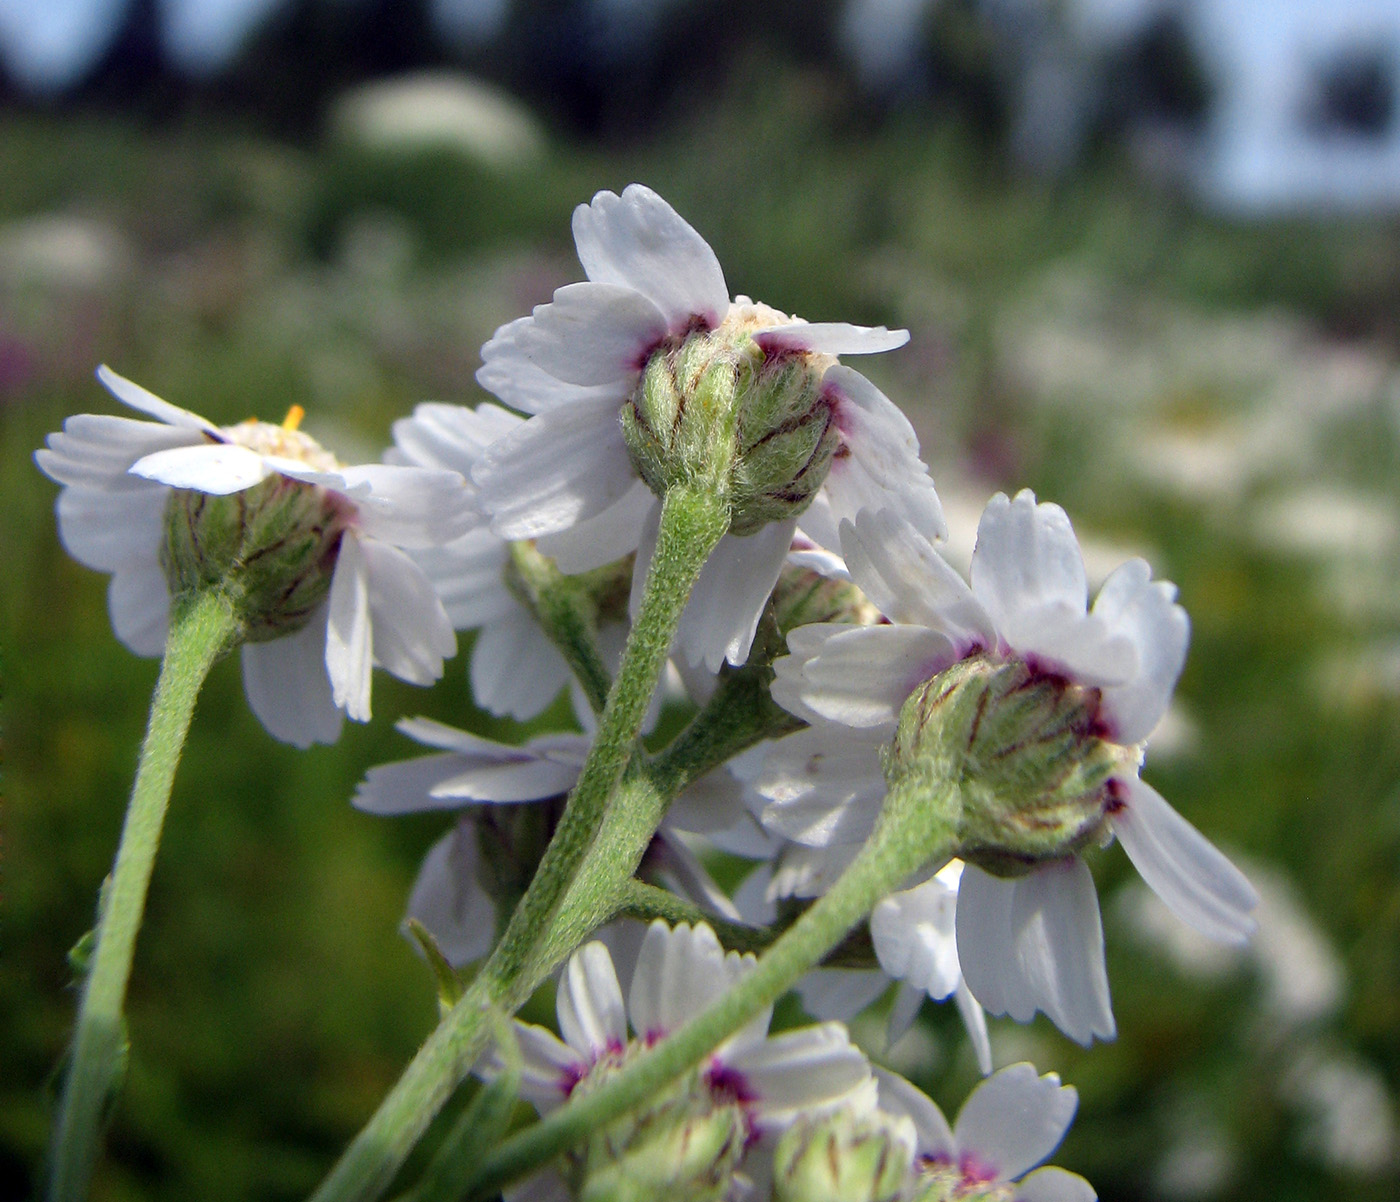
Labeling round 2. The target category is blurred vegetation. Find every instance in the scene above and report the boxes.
[3,50,1400,1202]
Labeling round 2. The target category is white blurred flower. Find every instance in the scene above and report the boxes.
[472,183,944,671]
[35,366,474,746]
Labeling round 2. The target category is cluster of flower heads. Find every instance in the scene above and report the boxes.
[39,183,1260,1199]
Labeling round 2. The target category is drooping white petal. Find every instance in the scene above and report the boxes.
[414,529,515,629]
[129,442,272,494]
[841,508,994,646]
[361,539,456,686]
[37,413,200,489]
[629,921,740,1039]
[754,322,909,357]
[474,394,639,539]
[956,864,1020,1023]
[352,752,475,813]
[676,517,798,671]
[402,824,496,968]
[477,316,633,415]
[664,762,753,836]
[1007,862,1116,1046]
[339,464,479,548]
[326,532,373,721]
[725,1022,871,1125]
[795,969,889,1023]
[108,564,171,657]
[649,832,743,921]
[470,608,573,721]
[787,623,959,729]
[875,1068,956,1160]
[556,942,628,1060]
[1112,777,1257,945]
[1014,1166,1098,1202]
[572,184,729,331]
[888,983,926,1043]
[954,1063,1078,1183]
[240,605,343,746]
[1091,560,1190,744]
[871,875,963,1001]
[429,743,583,804]
[971,492,1087,638]
[494,1021,589,1111]
[754,725,887,848]
[821,366,946,540]
[955,980,994,1076]
[56,484,165,573]
[97,364,221,433]
[515,281,669,387]
[534,480,653,573]
[391,401,523,473]
[767,843,861,900]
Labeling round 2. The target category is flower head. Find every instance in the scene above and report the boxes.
[473,184,944,671]
[760,492,1257,1044]
[35,366,475,746]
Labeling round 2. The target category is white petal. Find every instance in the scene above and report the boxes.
[677,518,798,671]
[629,921,737,1039]
[430,748,582,804]
[352,752,475,813]
[1014,1167,1097,1202]
[37,413,200,489]
[339,464,479,548]
[955,980,994,1076]
[887,983,926,1042]
[477,316,632,415]
[413,529,515,629]
[326,532,372,721]
[754,725,887,847]
[240,606,344,746]
[956,864,1019,1021]
[492,1021,588,1112]
[795,969,889,1022]
[954,1063,1078,1182]
[971,492,1086,637]
[515,281,668,387]
[649,832,743,921]
[725,1022,871,1125]
[129,443,271,494]
[403,825,496,968]
[841,508,994,645]
[108,564,171,656]
[572,184,729,331]
[875,1067,955,1159]
[788,623,959,729]
[534,479,653,572]
[556,942,627,1058]
[362,540,456,686]
[1009,863,1116,1046]
[998,603,1138,690]
[821,366,946,539]
[754,322,908,356]
[1112,777,1257,945]
[768,842,861,900]
[475,395,638,539]
[470,608,572,721]
[871,875,962,1000]
[664,764,752,836]
[1091,560,1190,744]
[390,401,522,473]
[56,484,165,573]
[96,364,220,432]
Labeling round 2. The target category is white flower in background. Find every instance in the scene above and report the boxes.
[878,1062,1096,1201]
[760,491,1257,1045]
[473,183,944,671]
[35,366,474,746]
[354,717,755,965]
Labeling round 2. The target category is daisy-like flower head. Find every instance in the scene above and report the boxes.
[877,1062,1096,1202]
[759,492,1258,1044]
[35,366,476,746]
[480,921,873,1200]
[473,183,945,671]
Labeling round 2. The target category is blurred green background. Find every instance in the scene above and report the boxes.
[4,23,1400,1202]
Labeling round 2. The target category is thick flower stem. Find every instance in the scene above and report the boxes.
[48,589,237,1202]
[462,774,962,1201]
[308,485,729,1202]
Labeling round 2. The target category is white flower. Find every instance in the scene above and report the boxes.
[878,1063,1096,1201]
[760,492,1258,1045]
[354,717,756,965]
[472,183,944,671]
[486,922,873,1137]
[35,366,474,746]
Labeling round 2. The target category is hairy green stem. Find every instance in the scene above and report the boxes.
[308,486,729,1202]
[47,589,237,1202]
[464,774,961,1200]
[615,880,775,955]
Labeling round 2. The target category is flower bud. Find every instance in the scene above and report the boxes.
[885,655,1133,877]
[621,303,841,536]
[159,418,352,642]
[770,560,880,637]
[773,1110,915,1202]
